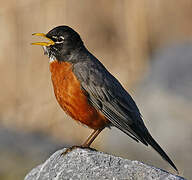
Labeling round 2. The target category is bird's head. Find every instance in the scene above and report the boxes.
[32,26,84,62]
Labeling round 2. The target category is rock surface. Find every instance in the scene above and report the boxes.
[24,148,185,180]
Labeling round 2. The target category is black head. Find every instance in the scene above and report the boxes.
[32,26,85,62]
[46,26,85,61]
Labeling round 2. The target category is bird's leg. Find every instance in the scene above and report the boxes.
[82,128,104,148]
[61,128,104,155]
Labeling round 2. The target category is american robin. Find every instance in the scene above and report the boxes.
[32,26,178,172]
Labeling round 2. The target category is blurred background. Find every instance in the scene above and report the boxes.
[1,0,192,179]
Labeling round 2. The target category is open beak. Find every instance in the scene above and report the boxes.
[31,33,55,46]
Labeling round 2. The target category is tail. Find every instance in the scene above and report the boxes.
[143,131,178,173]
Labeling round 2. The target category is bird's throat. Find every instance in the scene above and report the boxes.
[49,54,56,63]
[43,46,56,63]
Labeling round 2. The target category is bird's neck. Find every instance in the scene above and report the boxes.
[56,46,88,64]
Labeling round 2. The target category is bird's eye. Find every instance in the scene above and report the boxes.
[58,36,64,42]
[53,36,64,44]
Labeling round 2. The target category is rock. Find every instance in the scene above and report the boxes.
[24,148,185,180]
[146,43,192,100]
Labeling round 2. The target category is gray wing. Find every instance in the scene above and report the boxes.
[73,59,148,145]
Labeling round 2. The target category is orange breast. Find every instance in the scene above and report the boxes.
[49,60,109,130]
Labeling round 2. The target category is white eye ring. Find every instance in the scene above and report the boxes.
[59,36,64,40]
[54,36,64,44]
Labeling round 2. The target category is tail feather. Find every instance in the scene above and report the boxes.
[144,131,178,173]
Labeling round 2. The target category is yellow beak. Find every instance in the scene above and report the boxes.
[31,33,55,46]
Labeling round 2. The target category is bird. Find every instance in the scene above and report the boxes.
[32,25,178,172]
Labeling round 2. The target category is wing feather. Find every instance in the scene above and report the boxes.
[80,75,148,145]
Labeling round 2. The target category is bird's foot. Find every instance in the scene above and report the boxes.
[60,145,97,156]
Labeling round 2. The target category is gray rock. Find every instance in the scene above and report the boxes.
[24,148,185,180]
[147,43,192,100]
